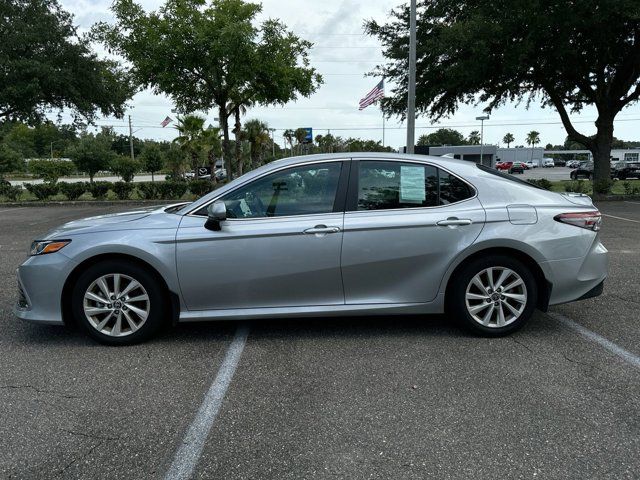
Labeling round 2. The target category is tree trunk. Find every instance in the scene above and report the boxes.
[151,171,155,182]
[590,116,613,185]
[234,108,243,177]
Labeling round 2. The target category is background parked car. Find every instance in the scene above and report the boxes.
[524,161,536,169]
[542,158,555,168]
[496,161,513,171]
[570,162,594,180]
[509,162,525,174]
[613,162,640,180]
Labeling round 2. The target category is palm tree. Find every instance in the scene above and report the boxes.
[468,130,481,145]
[174,115,206,178]
[227,100,249,177]
[174,115,221,182]
[526,130,541,161]
[283,129,295,155]
[242,119,271,170]
[294,128,308,155]
[503,133,515,148]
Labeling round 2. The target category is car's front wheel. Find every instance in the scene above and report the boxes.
[448,255,538,336]
[71,260,165,345]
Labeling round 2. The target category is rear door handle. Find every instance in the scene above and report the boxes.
[437,218,472,226]
[303,225,341,234]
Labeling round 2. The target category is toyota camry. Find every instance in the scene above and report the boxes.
[15,153,608,344]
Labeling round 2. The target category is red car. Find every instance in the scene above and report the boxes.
[496,161,513,171]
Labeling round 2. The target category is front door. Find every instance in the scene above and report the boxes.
[341,159,486,304]
[176,160,348,311]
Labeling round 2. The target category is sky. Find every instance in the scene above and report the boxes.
[60,0,640,150]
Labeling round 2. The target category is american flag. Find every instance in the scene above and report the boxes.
[359,80,384,110]
[160,116,173,128]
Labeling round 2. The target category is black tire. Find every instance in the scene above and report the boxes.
[447,255,538,336]
[71,260,166,345]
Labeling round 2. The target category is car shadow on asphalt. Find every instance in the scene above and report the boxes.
[14,312,556,347]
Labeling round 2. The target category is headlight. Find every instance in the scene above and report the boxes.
[30,239,71,256]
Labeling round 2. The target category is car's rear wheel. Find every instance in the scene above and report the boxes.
[71,260,165,345]
[448,255,537,336]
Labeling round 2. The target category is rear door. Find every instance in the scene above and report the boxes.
[341,159,486,304]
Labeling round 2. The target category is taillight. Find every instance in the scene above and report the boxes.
[554,211,601,231]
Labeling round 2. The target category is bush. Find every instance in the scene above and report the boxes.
[113,181,134,200]
[0,181,22,201]
[58,182,86,200]
[25,182,59,200]
[564,180,589,194]
[622,181,636,195]
[28,159,75,183]
[88,181,112,200]
[593,179,613,195]
[109,156,140,182]
[526,178,553,190]
[137,182,159,199]
[157,181,188,199]
[189,179,212,197]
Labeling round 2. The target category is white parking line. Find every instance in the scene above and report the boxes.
[0,207,26,214]
[624,201,640,205]
[165,325,250,480]
[602,213,640,224]
[548,312,640,369]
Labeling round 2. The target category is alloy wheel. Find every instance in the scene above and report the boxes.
[83,273,150,337]
[464,267,528,328]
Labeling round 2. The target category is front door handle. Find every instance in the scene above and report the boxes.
[437,217,472,226]
[303,225,341,234]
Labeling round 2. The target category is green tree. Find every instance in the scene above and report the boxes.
[467,131,481,145]
[109,156,140,182]
[294,128,308,155]
[503,133,515,148]
[66,134,115,182]
[28,159,75,183]
[164,147,189,180]
[242,119,271,170]
[283,129,295,155]
[140,145,165,182]
[1,0,134,124]
[417,128,466,146]
[0,144,22,179]
[94,0,321,178]
[366,0,640,184]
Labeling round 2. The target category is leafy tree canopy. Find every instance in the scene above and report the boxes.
[366,0,640,182]
[417,128,466,146]
[66,132,116,182]
[0,0,135,124]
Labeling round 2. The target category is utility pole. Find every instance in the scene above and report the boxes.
[406,0,417,154]
[128,115,135,161]
[270,128,276,158]
[476,115,490,166]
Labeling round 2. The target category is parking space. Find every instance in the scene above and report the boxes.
[0,202,639,479]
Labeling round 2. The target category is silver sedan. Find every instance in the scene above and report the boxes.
[15,153,608,344]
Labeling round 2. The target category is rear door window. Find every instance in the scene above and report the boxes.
[356,161,473,211]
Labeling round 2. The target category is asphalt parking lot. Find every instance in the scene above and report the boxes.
[0,202,639,479]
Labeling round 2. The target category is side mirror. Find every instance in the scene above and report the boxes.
[204,200,227,231]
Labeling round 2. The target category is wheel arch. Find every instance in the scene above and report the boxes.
[61,253,180,326]
[443,246,552,312]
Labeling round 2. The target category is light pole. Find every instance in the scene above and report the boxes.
[476,115,490,165]
[269,128,276,158]
[406,0,417,154]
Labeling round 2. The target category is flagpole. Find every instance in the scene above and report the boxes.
[382,106,385,147]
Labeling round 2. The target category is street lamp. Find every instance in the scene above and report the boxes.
[476,114,490,165]
[269,128,276,158]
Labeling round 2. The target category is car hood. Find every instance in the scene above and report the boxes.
[41,203,189,239]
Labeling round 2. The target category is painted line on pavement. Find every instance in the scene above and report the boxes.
[548,312,640,369]
[623,201,640,205]
[602,213,640,224]
[0,207,26,214]
[165,324,250,480]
